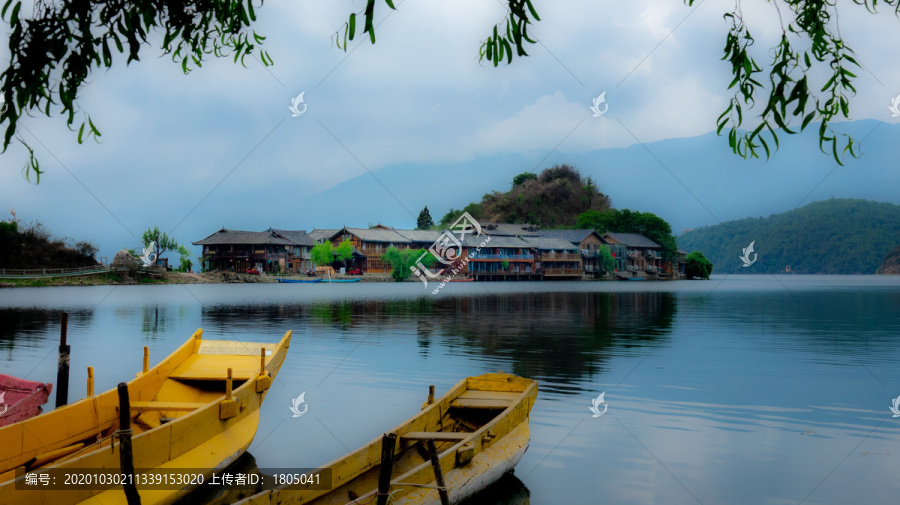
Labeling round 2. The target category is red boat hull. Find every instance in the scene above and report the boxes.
[0,374,52,427]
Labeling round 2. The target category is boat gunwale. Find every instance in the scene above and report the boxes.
[1,330,291,487]
[240,373,537,505]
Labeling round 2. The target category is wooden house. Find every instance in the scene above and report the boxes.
[521,237,583,279]
[537,229,608,275]
[464,236,538,281]
[193,228,315,274]
[602,232,662,275]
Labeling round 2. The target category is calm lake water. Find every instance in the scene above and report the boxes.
[2,275,900,505]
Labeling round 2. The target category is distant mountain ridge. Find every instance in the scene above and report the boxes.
[677,198,900,274]
[293,120,900,236]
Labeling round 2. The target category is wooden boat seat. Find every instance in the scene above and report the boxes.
[127,401,208,412]
[449,398,514,409]
[401,432,470,442]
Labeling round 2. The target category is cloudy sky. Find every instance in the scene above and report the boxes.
[1,0,899,260]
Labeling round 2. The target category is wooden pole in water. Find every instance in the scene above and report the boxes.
[376,433,397,505]
[55,312,70,408]
[116,383,141,505]
[86,367,94,396]
[142,347,149,374]
[427,385,435,405]
[426,439,451,505]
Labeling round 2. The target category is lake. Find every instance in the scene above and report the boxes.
[2,275,900,504]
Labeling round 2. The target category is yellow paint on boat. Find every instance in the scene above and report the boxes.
[0,328,291,505]
[236,372,537,505]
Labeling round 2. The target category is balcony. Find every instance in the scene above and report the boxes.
[471,268,535,275]
[543,268,583,276]
[541,253,581,261]
[468,253,534,260]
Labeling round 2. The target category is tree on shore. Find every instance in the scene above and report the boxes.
[685,251,713,279]
[335,239,355,270]
[141,226,179,265]
[310,241,335,268]
[417,207,434,230]
[597,245,615,274]
[383,247,437,282]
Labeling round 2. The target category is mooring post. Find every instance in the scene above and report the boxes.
[86,367,94,396]
[376,433,397,505]
[55,312,70,408]
[427,385,435,405]
[426,439,451,505]
[142,347,149,374]
[116,383,141,505]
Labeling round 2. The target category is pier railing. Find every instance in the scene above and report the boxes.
[0,264,111,279]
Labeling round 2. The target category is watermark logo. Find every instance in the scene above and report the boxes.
[0,391,7,416]
[739,241,757,267]
[889,93,900,117]
[410,212,492,293]
[590,91,608,117]
[890,394,900,417]
[289,91,307,117]
[589,392,607,417]
[289,391,308,417]
[139,241,157,267]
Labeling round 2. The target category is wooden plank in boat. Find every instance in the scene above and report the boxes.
[456,391,521,400]
[449,398,513,409]
[401,432,471,442]
[169,355,262,380]
[128,401,208,412]
[197,341,273,356]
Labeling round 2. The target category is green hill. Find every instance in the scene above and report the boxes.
[439,164,612,228]
[677,199,900,274]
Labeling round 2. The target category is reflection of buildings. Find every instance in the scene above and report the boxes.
[198,292,675,385]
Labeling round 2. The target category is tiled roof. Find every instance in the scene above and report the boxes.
[308,229,340,242]
[463,235,532,248]
[267,228,316,246]
[341,227,411,243]
[393,229,445,243]
[537,229,601,244]
[480,223,542,236]
[193,228,295,246]
[521,237,579,250]
[603,232,660,248]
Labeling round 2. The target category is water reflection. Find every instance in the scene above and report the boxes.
[198,293,677,389]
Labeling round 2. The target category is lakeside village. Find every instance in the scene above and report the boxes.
[192,221,690,282]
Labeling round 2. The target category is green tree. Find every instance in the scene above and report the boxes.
[176,245,193,273]
[582,176,596,209]
[382,247,437,282]
[576,210,615,233]
[310,241,335,267]
[335,239,354,269]
[597,244,615,273]
[685,251,713,279]
[500,260,510,270]
[512,172,537,187]
[141,226,179,265]
[417,206,434,230]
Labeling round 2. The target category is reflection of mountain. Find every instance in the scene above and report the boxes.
[201,293,676,386]
[435,293,676,385]
[699,290,900,361]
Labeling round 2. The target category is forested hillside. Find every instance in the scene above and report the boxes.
[678,199,900,274]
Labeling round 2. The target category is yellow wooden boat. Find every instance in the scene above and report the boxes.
[0,328,291,505]
[237,372,537,505]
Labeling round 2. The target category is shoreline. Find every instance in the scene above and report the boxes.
[0,271,401,288]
